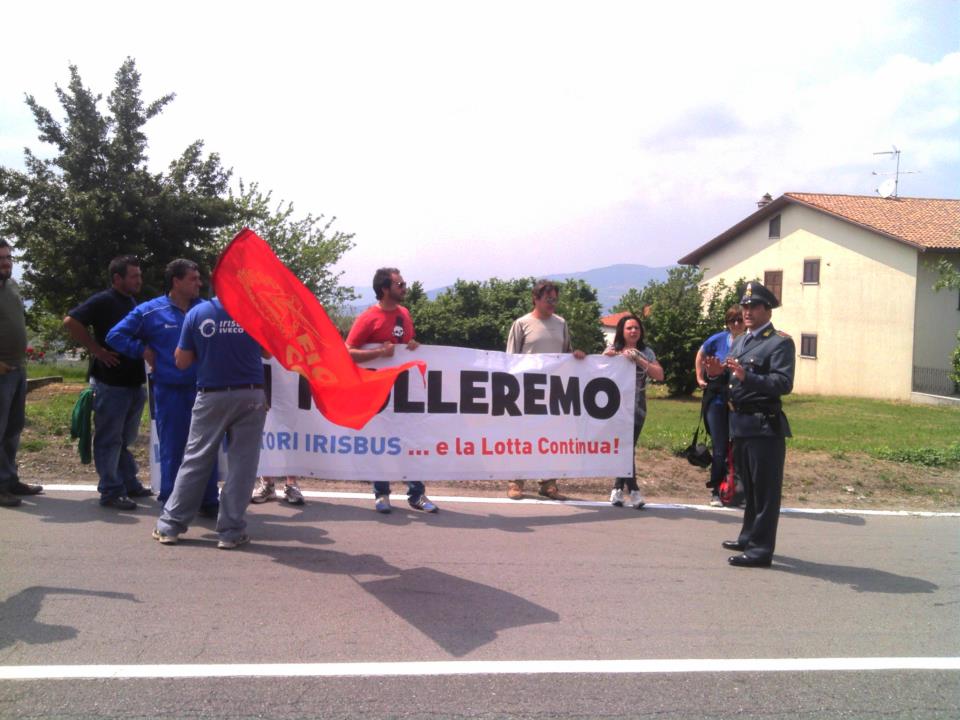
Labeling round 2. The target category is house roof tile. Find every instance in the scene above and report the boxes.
[678,193,960,265]
[600,311,632,327]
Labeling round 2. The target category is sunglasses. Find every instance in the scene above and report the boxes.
[728,317,744,325]
[393,281,407,288]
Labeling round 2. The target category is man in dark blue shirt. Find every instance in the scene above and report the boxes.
[64,256,152,510]
[108,259,219,514]
[153,296,268,549]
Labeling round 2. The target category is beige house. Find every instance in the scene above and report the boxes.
[678,192,960,401]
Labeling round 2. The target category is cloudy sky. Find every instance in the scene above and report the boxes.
[1,0,957,293]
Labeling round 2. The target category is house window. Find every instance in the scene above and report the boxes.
[769,215,781,238]
[764,270,783,304]
[800,334,818,358]
[803,258,820,284]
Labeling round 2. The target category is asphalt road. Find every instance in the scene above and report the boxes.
[1,489,957,719]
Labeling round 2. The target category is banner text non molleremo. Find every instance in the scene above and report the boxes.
[256,345,635,481]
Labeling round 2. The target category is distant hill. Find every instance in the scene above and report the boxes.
[539,264,673,312]
[347,263,673,314]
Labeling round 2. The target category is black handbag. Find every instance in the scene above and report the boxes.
[682,411,712,468]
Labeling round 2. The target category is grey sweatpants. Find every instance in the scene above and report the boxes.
[157,388,266,543]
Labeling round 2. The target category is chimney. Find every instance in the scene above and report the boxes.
[757,193,773,209]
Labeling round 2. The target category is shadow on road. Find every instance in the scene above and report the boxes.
[14,494,141,525]
[772,555,939,594]
[14,493,868,533]
[0,586,141,650]
[241,521,559,657]
[246,497,749,534]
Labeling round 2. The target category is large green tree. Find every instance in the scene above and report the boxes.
[932,257,960,388]
[409,277,605,353]
[0,58,236,315]
[614,267,743,396]
[216,180,356,311]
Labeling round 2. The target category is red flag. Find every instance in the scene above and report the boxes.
[212,228,425,430]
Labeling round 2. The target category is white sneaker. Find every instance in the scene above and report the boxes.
[250,478,277,504]
[283,482,305,505]
[217,534,250,550]
[629,490,646,509]
[610,488,624,507]
[151,528,178,545]
[709,494,723,507]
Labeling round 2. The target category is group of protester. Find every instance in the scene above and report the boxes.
[0,237,795,567]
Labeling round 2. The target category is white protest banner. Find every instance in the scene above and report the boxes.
[149,345,636,484]
[258,345,634,480]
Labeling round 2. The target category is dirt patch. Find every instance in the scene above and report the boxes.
[27,383,87,399]
[20,381,960,511]
[19,421,959,512]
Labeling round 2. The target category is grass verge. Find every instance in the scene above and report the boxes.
[26,360,88,383]
[643,385,960,467]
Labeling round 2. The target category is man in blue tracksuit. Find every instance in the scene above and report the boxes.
[107,259,219,514]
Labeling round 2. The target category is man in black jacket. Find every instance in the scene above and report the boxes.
[705,281,795,568]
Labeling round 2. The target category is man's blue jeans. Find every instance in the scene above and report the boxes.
[92,380,147,500]
[373,481,425,501]
[705,400,730,489]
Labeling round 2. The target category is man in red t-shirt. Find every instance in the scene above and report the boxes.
[346,267,437,514]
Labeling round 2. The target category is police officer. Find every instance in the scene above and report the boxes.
[704,281,795,568]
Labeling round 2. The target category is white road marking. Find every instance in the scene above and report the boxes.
[1,657,958,680]
[39,485,960,518]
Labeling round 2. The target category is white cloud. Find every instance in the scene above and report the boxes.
[1,0,957,289]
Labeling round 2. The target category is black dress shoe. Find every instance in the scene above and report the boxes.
[10,481,43,495]
[101,496,138,510]
[722,540,745,551]
[0,490,23,507]
[728,554,772,568]
[128,486,155,498]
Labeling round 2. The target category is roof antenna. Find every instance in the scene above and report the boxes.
[872,146,917,198]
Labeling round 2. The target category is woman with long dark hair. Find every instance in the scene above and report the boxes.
[603,313,664,508]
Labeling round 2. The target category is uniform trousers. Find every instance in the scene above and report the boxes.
[0,367,26,489]
[152,381,219,505]
[733,434,785,561]
[157,388,267,543]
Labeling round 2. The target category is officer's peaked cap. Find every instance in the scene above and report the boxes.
[740,281,779,308]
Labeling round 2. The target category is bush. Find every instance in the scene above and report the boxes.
[873,443,960,467]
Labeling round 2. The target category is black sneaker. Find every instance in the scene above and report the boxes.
[101,496,137,510]
[128,486,155,498]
